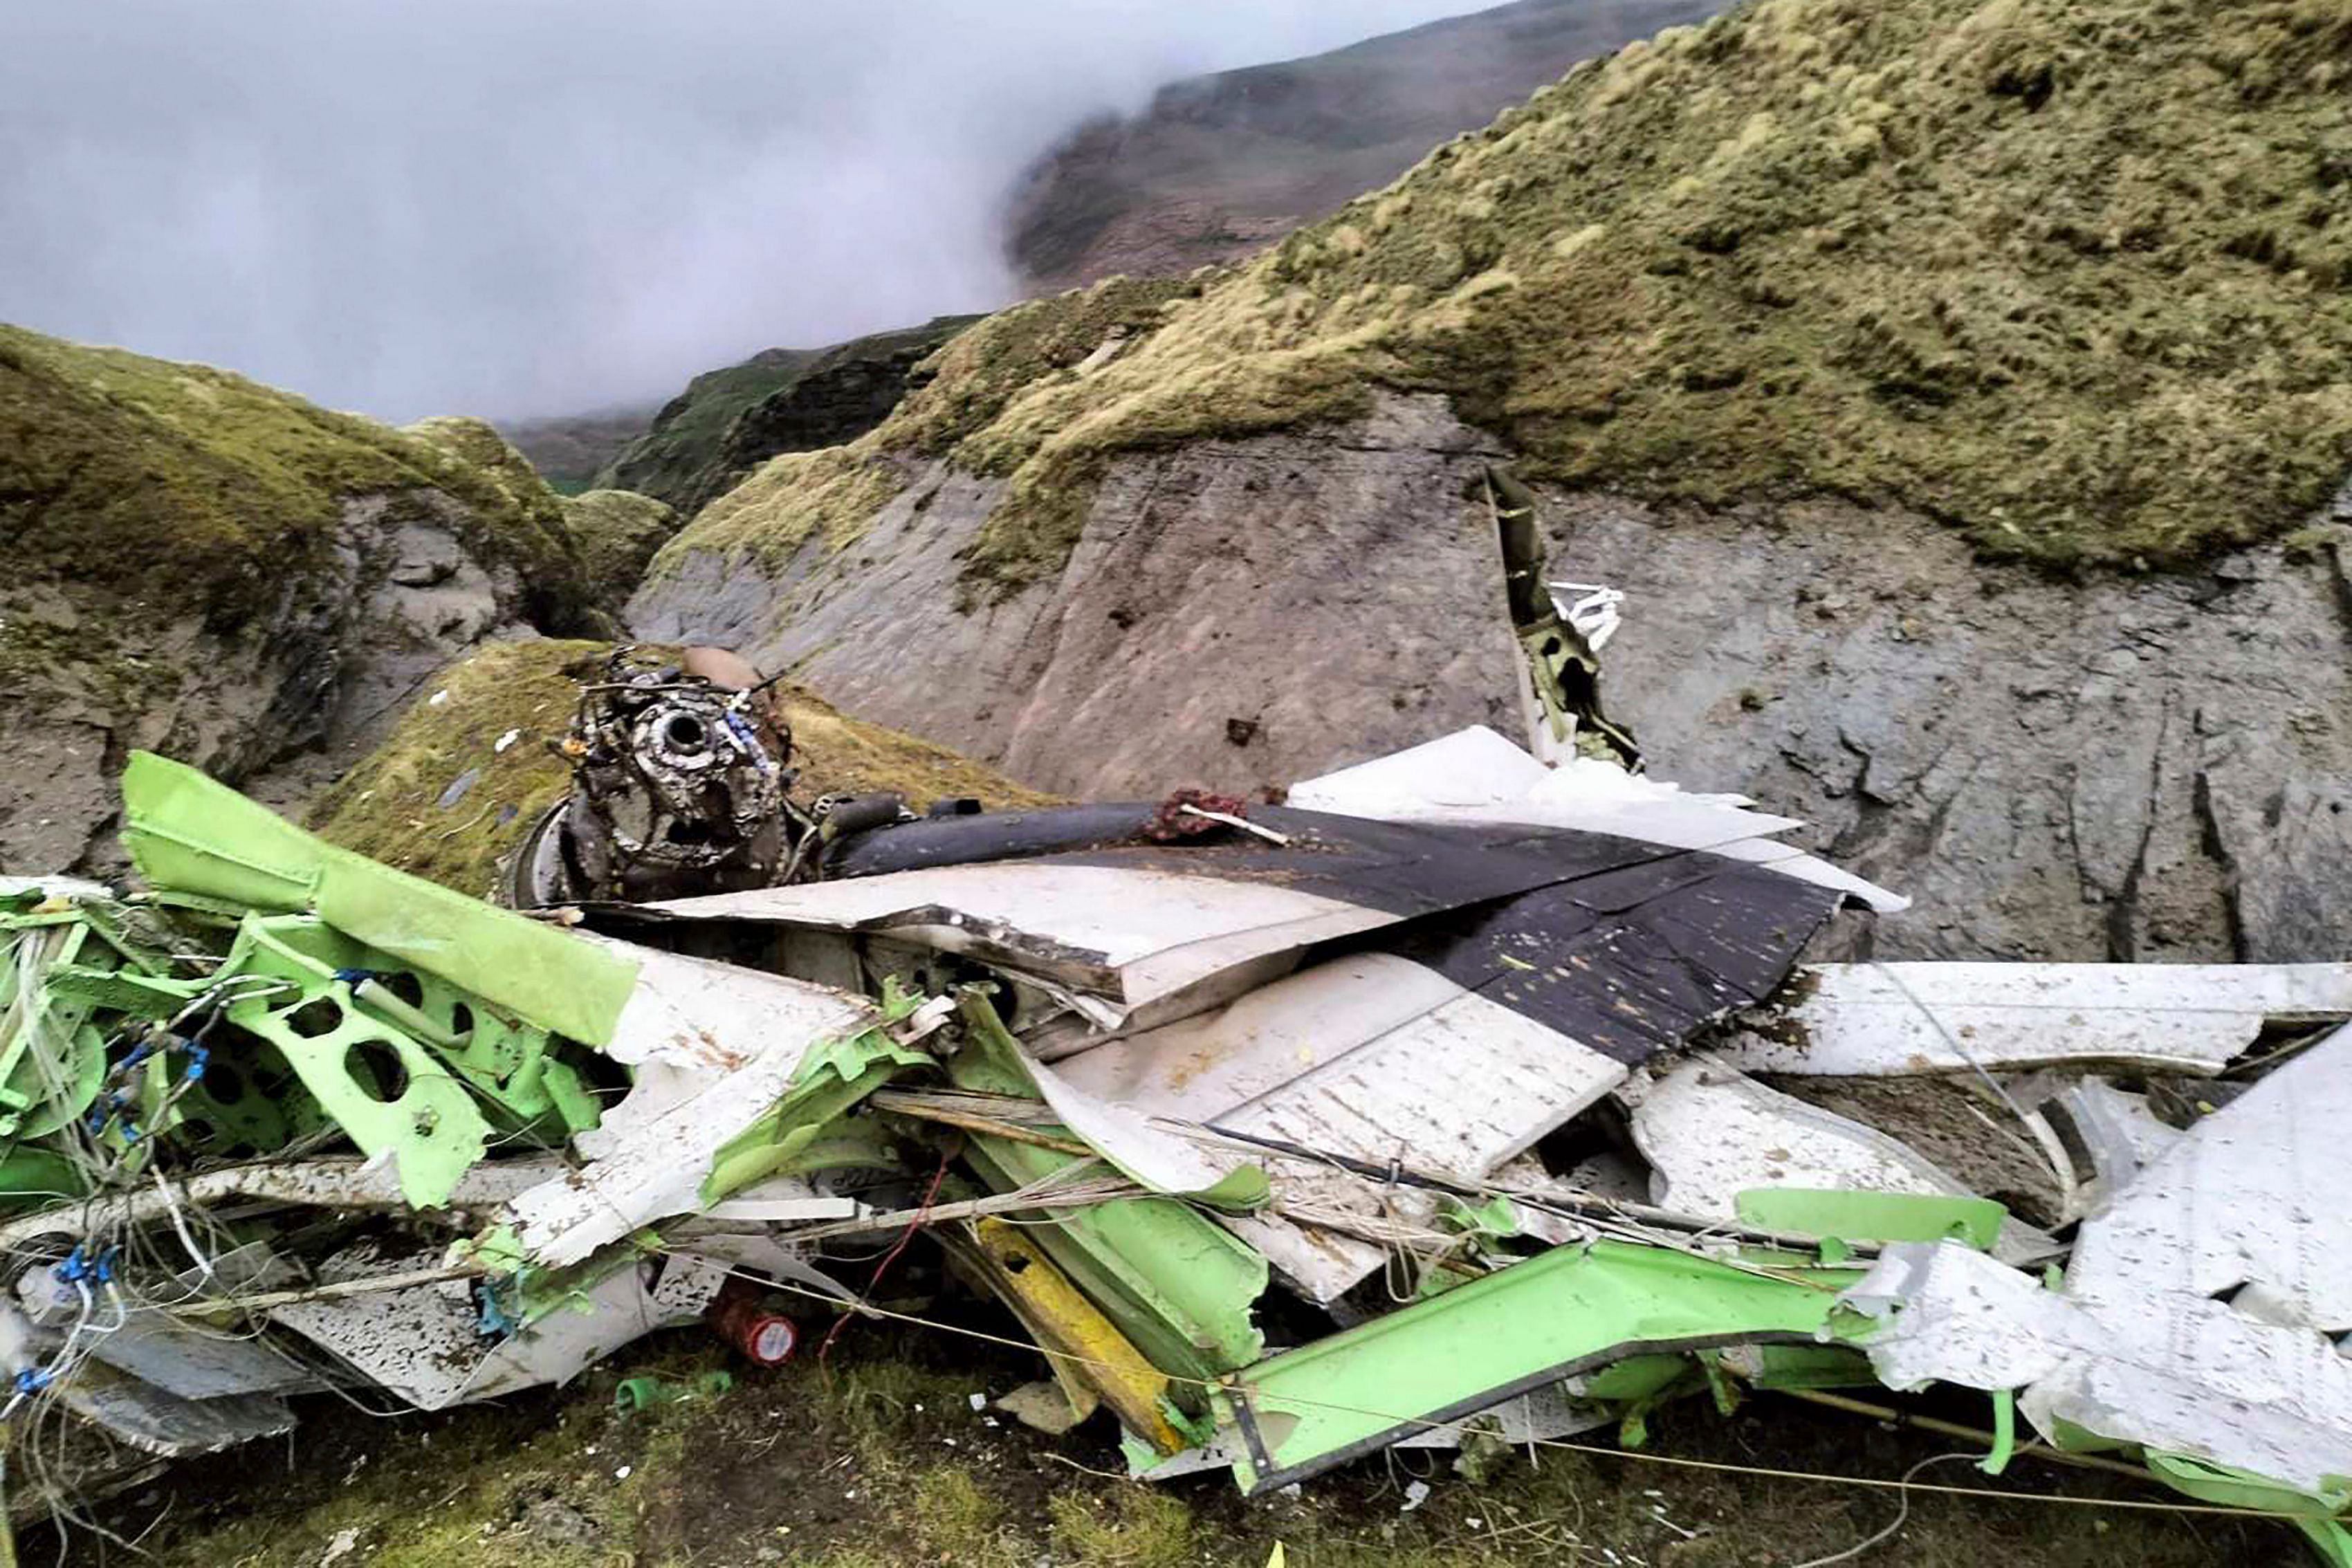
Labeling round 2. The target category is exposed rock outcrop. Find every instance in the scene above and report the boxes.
[636,390,2352,965]
[635,394,1522,800]
[1004,0,1725,292]
[0,326,607,871]
[1543,492,2352,965]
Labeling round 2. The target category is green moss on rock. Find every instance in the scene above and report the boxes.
[0,325,603,632]
[558,488,679,601]
[309,638,1057,894]
[307,639,593,894]
[661,0,2352,593]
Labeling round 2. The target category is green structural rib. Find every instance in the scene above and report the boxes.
[1216,1240,1857,1493]
[120,752,637,1046]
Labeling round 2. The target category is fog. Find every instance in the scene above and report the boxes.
[0,1,1489,421]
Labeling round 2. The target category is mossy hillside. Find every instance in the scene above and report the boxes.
[0,326,601,632]
[558,488,679,600]
[308,638,1057,894]
[671,275,1202,568]
[307,638,595,894]
[665,0,2352,596]
[592,347,820,506]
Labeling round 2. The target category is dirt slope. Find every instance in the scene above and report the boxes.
[1006,0,1728,292]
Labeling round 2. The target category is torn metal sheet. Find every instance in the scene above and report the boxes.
[977,1002,1266,1210]
[272,1248,726,1410]
[0,1156,567,1254]
[568,937,877,1161]
[2039,1078,2180,1219]
[0,1301,295,1456]
[221,916,495,1208]
[947,1004,1269,1385]
[608,861,1395,1021]
[1731,961,2352,1076]
[2068,1022,2352,1335]
[1488,468,1641,771]
[598,802,1855,1033]
[1287,726,1906,913]
[1058,952,1626,1300]
[47,1364,295,1457]
[958,1216,1186,1455]
[1625,1062,2057,1264]
[120,751,641,1046]
[1839,1020,2352,1497]
[486,968,892,1271]
[67,1248,322,1401]
[1844,1239,2352,1497]
[1060,954,1623,1162]
[1390,1383,1617,1450]
[1364,858,1847,1067]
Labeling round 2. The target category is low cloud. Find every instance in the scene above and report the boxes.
[0,1,1484,419]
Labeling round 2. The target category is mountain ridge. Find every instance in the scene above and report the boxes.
[1004,0,1727,291]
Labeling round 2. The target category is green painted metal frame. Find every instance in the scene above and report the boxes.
[120,752,638,1046]
[946,993,1267,1390]
[1214,1239,1857,1493]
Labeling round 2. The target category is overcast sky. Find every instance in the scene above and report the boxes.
[0,1,1489,421]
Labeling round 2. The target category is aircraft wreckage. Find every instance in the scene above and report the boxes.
[4,477,2351,1561]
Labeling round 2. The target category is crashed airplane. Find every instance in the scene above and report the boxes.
[3,475,2350,1563]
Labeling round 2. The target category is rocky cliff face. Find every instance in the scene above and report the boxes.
[634,391,2352,964]
[0,325,607,871]
[1004,0,1725,293]
[634,394,1524,800]
[638,0,2352,964]
[1544,488,2352,965]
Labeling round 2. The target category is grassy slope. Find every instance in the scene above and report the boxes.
[0,325,598,631]
[560,488,680,600]
[663,0,2352,598]
[678,277,1200,566]
[307,638,1056,894]
[499,404,661,489]
[593,348,820,506]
